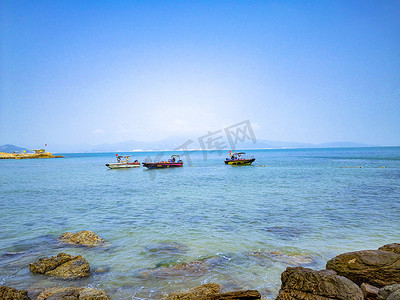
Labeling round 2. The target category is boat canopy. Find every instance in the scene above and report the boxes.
[115,155,132,162]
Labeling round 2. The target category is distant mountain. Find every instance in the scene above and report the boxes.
[0,144,29,153]
[8,139,375,154]
[239,139,373,149]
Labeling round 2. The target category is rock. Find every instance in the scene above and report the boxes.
[29,253,90,279]
[29,253,72,274]
[378,284,400,300]
[36,287,109,299]
[145,242,188,256]
[165,284,261,300]
[58,230,104,247]
[326,250,400,287]
[140,256,224,278]
[250,251,314,266]
[360,283,379,300]
[379,244,400,255]
[0,286,30,300]
[387,289,400,300]
[165,283,222,299]
[199,290,261,299]
[275,266,363,300]
[265,226,307,240]
[92,266,110,274]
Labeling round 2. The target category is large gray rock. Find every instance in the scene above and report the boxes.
[378,284,400,300]
[276,266,363,300]
[387,289,400,300]
[326,250,400,287]
[36,287,109,300]
[29,253,90,279]
[0,286,30,300]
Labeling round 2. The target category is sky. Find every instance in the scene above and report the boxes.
[1,0,399,149]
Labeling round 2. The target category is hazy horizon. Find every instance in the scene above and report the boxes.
[1,1,399,147]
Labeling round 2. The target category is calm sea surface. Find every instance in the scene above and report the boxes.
[1,147,399,299]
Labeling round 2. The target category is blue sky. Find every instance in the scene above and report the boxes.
[1,1,399,148]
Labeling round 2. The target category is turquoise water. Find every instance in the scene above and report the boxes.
[1,147,399,299]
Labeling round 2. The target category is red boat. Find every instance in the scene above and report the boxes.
[142,155,183,169]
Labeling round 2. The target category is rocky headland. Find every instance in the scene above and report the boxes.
[0,152,63,159]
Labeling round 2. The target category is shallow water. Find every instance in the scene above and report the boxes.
[1,147,399,299]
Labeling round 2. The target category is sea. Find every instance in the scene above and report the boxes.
[0,147,399,299]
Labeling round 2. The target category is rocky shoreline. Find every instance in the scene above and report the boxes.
[0,152,63,159]
[1,231,399,299]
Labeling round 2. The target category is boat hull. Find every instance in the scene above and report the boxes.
[225,158,255,165]
[142,162,183,169]
[106,163,140,169]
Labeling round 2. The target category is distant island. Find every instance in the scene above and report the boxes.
[0,145,63,159]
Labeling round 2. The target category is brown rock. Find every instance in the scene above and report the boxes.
[165,283,222,299]
[326,250,400,287]
[0,286,30,300]
[379,243,400,255]
[360,283,379,300]
[36,287,109,300]
[30,253,90,279]
[29,253,73,274]
[276,266,363,300]
[165,284,261,300]
[197,290,261,299]
[58,231,104,247]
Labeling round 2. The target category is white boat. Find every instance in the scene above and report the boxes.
[106,155,140,169]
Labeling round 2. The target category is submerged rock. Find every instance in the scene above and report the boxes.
[36,287,109,300]
[0,286,30,300]
[7,235,58,255]
[276,266,363,300]
[29,253,90,279]
[250,251,314,266]
[145,242,189,255]
[140,256,224,278]
[58,230,104,247]
[265,226,307,240]
[2,251,26,257]
[326,250,400,287]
